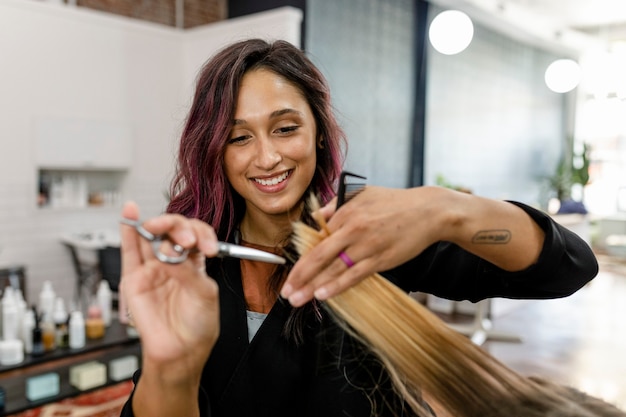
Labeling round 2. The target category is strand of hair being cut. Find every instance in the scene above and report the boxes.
[290,195,626,417]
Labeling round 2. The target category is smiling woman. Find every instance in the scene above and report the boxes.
[118,38,598,417]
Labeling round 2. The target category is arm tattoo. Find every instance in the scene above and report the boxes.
[471,229,511,244]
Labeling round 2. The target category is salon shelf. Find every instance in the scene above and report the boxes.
[0,319,140,415]
[37,168,125,210]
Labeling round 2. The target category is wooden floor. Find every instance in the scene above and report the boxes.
[445,253,626,411]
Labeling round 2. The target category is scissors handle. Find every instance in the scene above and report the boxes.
[120,218,189,264]
[151,238,189,264]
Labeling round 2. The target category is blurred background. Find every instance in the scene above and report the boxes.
[2,0,625,303]
[0,0,625,413]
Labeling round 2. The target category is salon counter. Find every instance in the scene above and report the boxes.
[0,319,140,415]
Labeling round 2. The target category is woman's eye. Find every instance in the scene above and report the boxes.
[228,135,249,145]
[276,125,299,135]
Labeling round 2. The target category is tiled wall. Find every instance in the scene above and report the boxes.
[306,0,416,188]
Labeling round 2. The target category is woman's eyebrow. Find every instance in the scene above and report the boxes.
[269,108,303,119]
[232,108,304,126]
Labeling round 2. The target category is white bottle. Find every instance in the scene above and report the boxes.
[39,280,56,320]
[97,280,112,327]
[14,289,27,340]
[52,297,69,348]
[21,308,35,354]
[69,310,86,349]
[2,287,18,341]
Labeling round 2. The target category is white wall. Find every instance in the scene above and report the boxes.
[0,0,301,305]
[424,6,565,205]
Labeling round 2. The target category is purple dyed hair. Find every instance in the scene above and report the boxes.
[167,39,346,241]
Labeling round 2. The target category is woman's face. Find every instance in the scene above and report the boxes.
[224,68,318,219]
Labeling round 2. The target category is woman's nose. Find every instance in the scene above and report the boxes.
[255,138,282,169]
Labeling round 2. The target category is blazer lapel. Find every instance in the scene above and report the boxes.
[203,257,317,415]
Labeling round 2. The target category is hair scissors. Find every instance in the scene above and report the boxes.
[120,218,286,265]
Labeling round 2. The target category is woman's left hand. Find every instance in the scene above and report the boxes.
[281,186,442,307]
[281,185,545,307]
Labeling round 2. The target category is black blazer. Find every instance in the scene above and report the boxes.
[201,256,422,417]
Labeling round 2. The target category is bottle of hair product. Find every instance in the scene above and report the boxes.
[86,302,105,340]
[1,287,18,341]
[52,297,69,349]
[13,289,27,340]
[38,281,56,320]
[96,280,112,327]
[31,307,44,357]
[15,288,28,342]
[21,308,35,354]
[40,313,56,352]
[69,310,86,349]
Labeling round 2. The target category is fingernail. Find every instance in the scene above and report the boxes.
[179,230,196,245]
[281,283,293,299]
[203,239,219,256]
[314,287,329,300]
[288,291,306,307]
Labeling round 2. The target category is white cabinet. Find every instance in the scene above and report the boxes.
[35,118,133,169]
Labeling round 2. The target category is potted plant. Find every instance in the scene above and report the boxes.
[548,141,590,214]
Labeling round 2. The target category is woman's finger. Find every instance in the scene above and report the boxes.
[286,250,378,307]
[286,255,347,307]
[282,237,342,299]
[141,214,199,250]
[188,218,219,257]
[317,197,338,221]
[313,258,375,301]
[120,201,144,275]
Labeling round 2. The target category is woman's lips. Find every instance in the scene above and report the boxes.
[253,171,290,186]
[251,170,291,192]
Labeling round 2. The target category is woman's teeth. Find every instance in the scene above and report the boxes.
[254,171,289,186]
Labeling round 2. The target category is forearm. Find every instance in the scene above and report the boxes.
[436,188,545,271]
[132,360,203,417]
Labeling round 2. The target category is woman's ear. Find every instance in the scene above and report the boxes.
[317,136,324,149]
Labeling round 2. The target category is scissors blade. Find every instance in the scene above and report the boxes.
[217,242,286,264]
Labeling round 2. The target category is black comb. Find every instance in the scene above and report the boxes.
[336,171,367,208]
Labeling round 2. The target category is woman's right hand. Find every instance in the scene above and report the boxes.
[119,201,220,384]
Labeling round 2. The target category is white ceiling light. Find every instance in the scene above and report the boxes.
[544,59,582,93]
[429,10,474,55]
